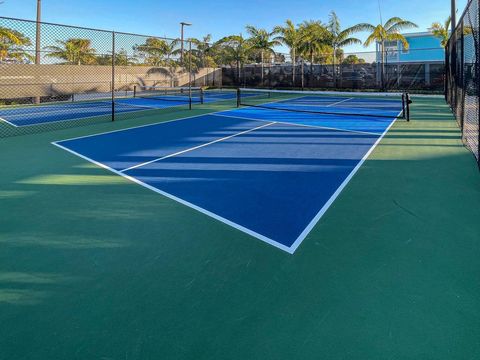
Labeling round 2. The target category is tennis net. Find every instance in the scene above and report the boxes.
[133,86,204,104]
[237,88,410,120]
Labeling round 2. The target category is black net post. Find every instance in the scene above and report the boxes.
[236,88,241,107]
[406,93,411,122]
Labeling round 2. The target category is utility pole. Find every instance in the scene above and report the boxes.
[35,0,41,65]
[35,0,41,104]
[451,0,456,33]
[180,22,191,64]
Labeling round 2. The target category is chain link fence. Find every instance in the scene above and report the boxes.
[0,16,221,138]
[446,0,480,168]
[222,48,445,93]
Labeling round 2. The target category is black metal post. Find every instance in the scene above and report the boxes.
[180,24,184,64]
[451,0,456,35]
[406,93,411,122]
[180,22,191,65]
[236,88,241,107]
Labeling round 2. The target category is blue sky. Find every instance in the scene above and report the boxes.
[0,0,464,53]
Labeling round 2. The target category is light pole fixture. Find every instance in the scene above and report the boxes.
[180,22,192,63]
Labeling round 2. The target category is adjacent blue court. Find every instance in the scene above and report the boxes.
[0,90,238,127]
[53,101,398,253]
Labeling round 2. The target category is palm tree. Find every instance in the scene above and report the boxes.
[356,17,418,89]
[0,27,33,63]
[44,38,96,65]
[327,12,364,86]
[189,35,217,68]
[431,17,451,48]
[133,37,173,66]
[95,49,137,66]
[298,20,331,87]
[245,25,280,84]
[273,20,302,86]
[216,34,252,85]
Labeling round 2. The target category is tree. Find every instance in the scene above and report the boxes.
[273,20,302,85]
[133,37,175,66]
[215,34,252,84]
[245,25,280,84]
[0,27,33,63]
[96,49,137,66]
[342,54,366,64]
[189,35,217,68]
[356,17,417,89]
[298,20,331,86]
[327,11,364,85]
[44,38,96,65]
[431,17,451,48]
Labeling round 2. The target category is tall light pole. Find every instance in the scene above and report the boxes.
[35,0,41,104]
[451,0,456,33]
[35,0,41,65]
[180,21,191,64]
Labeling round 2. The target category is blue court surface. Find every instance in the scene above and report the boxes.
[53,100,399,253]
[0,90,238,127]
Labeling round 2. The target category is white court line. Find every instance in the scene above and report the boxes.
[288,112,400,253]
[1,101,113,119]
[52,141,294,254]
[326,97,354,107]
[119,121,276,173]
[3,100,188,128]
[211,113,381,136]
[0,116,19,127]
[54,106,235,144]
[53,96,402,254]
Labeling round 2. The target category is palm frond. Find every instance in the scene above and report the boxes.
[386,20,418,33]
[337,37,362,47]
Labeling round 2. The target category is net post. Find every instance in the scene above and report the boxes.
[402,93,406,119]
[133,85,137,98]
[406,93,411,122]
[111,31,115,122]
[200,88,204,104]
[236,88,241,107]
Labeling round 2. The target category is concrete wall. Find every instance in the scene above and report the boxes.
[0,64,221,99]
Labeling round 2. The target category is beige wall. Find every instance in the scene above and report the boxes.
[0,64,222,99]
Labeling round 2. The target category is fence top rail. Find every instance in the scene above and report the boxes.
[0,16,186,44]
